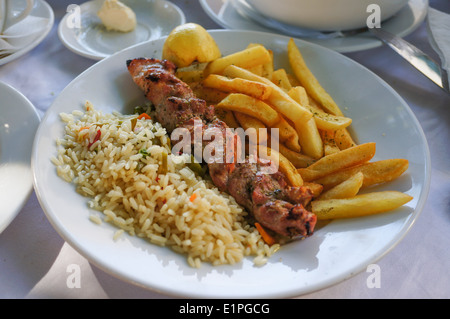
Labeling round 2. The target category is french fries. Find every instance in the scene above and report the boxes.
[277,143,316,168]
[216,93,281,127]
[271,68,293,91]
[311,191,413,220]
[318,172,364,200]
[287,38,343,116]
[190,82,228,104]
[262,48,274,79]
[222,65,313,124]
[215,108,240,129]
[166,29,413,222]
[298,143,376,182]
[313,159,409,190]
[295,117,323,159]
[223,64,326,158]
[217,93,301,152]
[204,44,272,75]
[233,112,268,144]
[334,128,357,150]
[203,74,273,100]
[320,129,341,156]
[289,86,352,131]
[273,116,300,152]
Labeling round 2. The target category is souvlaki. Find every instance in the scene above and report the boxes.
[127,57,317,239]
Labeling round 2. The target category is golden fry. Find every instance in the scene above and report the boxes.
[310,104,352,131]
[261,49,274,79]
[215,108,240,128]
[287,73,301,87]
[245,44,265,76]
[233,112,268,144]
[272,116,300,151]
[216,93,281,127]
[308,94,356,148]
[320,129,341,156]
[296,118,324,159]
[318,172,364,200]
[271,69,292,91]
[311,191,413,220]
[289,85,309,105]
[277,143,316,168]
[314,159,409,190]
[176,69,204,84]
[203,74,273,100]
[298,142,376,181]
[288,38,344,116]
[204,45,272,75]
[283,134,301,153]
[287,86,325,159]
[335,128,357,150]
[245,64,264,76]
[190,82,228,104]
[289,86,352,131]
[246,43,274,79]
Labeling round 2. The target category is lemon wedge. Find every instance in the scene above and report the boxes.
[162,23,221,67]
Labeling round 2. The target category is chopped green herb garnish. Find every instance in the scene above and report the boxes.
[139,148,149,159]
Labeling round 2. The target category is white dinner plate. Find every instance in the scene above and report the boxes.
[200,0,429,53]
[0,82,40,233]
[32,30,431,298]
[58,0,185,60]
[0,0,54,66]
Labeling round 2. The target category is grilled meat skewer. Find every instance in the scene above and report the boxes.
[127,57,317,239]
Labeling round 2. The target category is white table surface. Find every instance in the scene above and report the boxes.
[0,0,448,299]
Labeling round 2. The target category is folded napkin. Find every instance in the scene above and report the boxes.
[0,15,49,52]
[427,8,450,88]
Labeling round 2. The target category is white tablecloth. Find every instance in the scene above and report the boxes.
[0,0,448,299]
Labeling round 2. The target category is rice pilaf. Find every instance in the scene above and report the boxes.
[52,102,279,267]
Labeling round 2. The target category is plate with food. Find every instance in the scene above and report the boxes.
[0,81,41,233]
[32,24,430,298]
[58,0,185,60]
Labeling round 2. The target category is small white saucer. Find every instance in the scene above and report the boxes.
[58,0,186,60]
[200,0,429,53]
[0,0,54,66]
[0,81,40,234]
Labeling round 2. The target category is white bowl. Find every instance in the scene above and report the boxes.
[243,0,409,31]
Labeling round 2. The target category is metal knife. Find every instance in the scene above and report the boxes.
[369,27,449,93]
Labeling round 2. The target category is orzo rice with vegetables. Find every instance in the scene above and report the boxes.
[52,102,279,267]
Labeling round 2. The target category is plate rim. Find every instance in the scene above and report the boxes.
[199,0,429,53]
[32,29,431,298]
[0,81,41,233]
